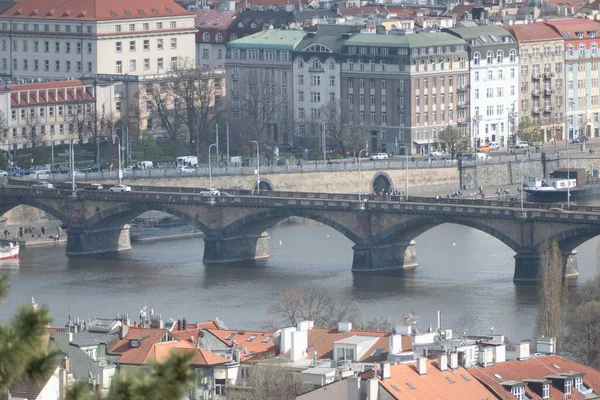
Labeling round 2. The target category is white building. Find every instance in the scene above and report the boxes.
[447,25,519,148]
[0,0,197,80]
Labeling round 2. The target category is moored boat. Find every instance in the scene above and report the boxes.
[0,243,19,260]
[523,168,600,201]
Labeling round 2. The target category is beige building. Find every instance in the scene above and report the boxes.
[0,0,197,80]
[506,23,565,142]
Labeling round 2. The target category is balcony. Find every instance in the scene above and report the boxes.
[308,67,325,73]
[457,101,468,108]
[532,107,541,114]
[457,84,469,92]
[397,88,405,95]
[457,118,468,125]
[544,88,554,96]
[544,72,554,79]
[532,89,541,97]
[532,73,541,80]
[544,106,552,113]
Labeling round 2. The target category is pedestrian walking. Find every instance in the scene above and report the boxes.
[41,226,45,237]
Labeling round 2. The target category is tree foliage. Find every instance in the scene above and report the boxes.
[518,117,543,145]
[267,284,360,329]
[437,125,469,160]
[228,365,311,400]
[0,275,59,394]
[535,241,568,351]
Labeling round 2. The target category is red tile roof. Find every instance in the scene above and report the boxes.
[470,356,600,400]
[2,0,192,21]
[544,18,600,38]
[376,360,497,400]
[193,10,238,29]
[505,22,563,42]
[10,81,94,107]
[447,4,477,17]
[544,0,588,10]
[144,340,231,366]
[108,327,172,365]
[207,328,276,360]
[172,321,222,345]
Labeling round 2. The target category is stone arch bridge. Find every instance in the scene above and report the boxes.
[3,186,600,284]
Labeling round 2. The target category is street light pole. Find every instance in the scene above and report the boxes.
[567,154,571,209]
[520,157,526,214]
[69,130,75,191]
[358,148,368,203]
[208,143,216,190]
[398,145,409,200]
[114,135,122,186]
[252,140,260,195]
[50,130,55,173]
[322,123,326,163]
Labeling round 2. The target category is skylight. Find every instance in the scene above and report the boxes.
[552,363,562,370]
[225,333,236,340]
[478,35,488,43]
[446,377,456,384]
[391,384,401,392]
[494,374,503,379]
[407,383,416,390]
[489,34,500,42]
[247,335,257,342]
[262,336,273,343]
[461,374,471,382]
[371,348,386,357]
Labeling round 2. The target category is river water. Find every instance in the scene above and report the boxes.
[2,218,600,341]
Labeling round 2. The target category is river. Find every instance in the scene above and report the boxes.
[1,218,599,341]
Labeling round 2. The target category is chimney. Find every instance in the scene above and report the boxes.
[517,341,530,360]
[338,321,352,332]
[417,357,427,375]
[366,377,379,400]
[449,352,458,369]
[279,327,296,353]
[298,320,313,331]
[437,310,442,332]
[380,361,391,379]
[54,88,58,101]
[45,89,48,102]
[389,334,403,354]
[16,91,20,105]
[119,324,129,340]
[36,89,39,103]
[64,87,67,102]
[290,330,308,362]
[62,355,70,372]
[26,91,30,103]
[177,318,182,331]
[182,317,187,331]
[438,354,448,371]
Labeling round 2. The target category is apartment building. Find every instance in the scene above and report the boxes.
[0,79,118,150]
[446,25,519,149]
[545,18,600,140]
[292,25,355,148]
[194,10,238,70]
[0,0,197,80]
[506,23,566,142]
[340,32,469,155]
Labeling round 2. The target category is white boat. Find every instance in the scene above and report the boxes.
[0,243,19,260]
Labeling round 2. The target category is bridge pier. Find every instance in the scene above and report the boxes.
[513,248,580,284]
[562,249,579,279]
[203,232,270,265]
[66,225,132,256]
[352,240,417,273]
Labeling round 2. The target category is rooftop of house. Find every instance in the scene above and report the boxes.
[505,22,564,42]
[231,9,293,30]
[193,9,239,30]
[144,340,231,366]
[227,28,306,50]
[374,360,498,400]
[1,366,60,400]
[292,9,339,22]
[294,25,357,54]
[445,24,516,45]
[1,0,192,21]
[205,328,276,360]
[107,327,174,365]
[469,355,600,400]
[544,0,588,11]
[343,32,467,48]
[544,18,600,39]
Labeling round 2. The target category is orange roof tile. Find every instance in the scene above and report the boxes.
[2,0,192,21]
[544,18,600,39]
[505,22,563,42]
[470,356,600,400]
[108,327,171,365]
[207,328,276,360]
[144,340,231,366]
[172,321,222,345]
[377,360,497,400]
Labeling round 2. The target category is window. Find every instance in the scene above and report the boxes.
[115,24,121,32]
[497,50,504,63]
[202,49,209,59]
[298,91,304,101]
[542,384,550,399]
[311,92,320,102]
[76,42,81,54]
[116,42,122,52]
[156,22,163,29]
[565,380,572,395]
[87,43,92,54]
[311,75,320,86]
[129,59,136,71]
[511,386,525,400]
[55,60,60,71]
[203,32,210,42]
[129,23,135,31]
[157,39,163,50]
[298,108,305,118]
[170,21,177,29]
[170,38,177,49]
[116,60,122,73]
[55,41,60,53]
[87,62,92,72]
[76,61,81,72]
[170,57,177,69]
[143,23,149,30]
[487,51,493,64]
[298,75,304,85]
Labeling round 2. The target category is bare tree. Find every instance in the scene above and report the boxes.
[565,300,600,368]
[22,111,44,149]
[144,80,185,142]
[267,285,360,329]
[228,365,311,400]
[535,240,568,351]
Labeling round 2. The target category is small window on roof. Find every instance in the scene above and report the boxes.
[552,363,562,369]
[166,8,172,13]
[247,335,257,342]
[371,348,385,357]
[407,383,416,390]
[461,374,471,382]
[262,336,273,343]
[446,377,455,384]
[152,9,159,14]
[494,374,503,379]
[391,384,401,392]
[478,35,488,43]
[226,333,236,340]
[111,11,117,16]
[124,10,131,15]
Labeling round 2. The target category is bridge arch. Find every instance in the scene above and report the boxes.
[220,208,364,244]
[84,202,210,233]
[372,172,392,193]
[0,199,71,227]
[373,215,521,253]
[254,178,274,192]
[542,225,600,253]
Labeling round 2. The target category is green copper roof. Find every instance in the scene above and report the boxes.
[228,29,306,50]
[344,32,466,48]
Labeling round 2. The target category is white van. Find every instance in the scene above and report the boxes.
[177,156,198,167]
[477,153,491,161]
[138,161,153,169]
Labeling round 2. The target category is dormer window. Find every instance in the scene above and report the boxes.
[565,379,572,394]
[574,376,584,391]
[542,383,550,399]
[577,32,584,39]
[511,386,525,400]
[590,31,596,38]
[130,339,140,348]
[250,22,257,28]
[246,335,257,342]
[237,21,243,28]
[335,347,355,362]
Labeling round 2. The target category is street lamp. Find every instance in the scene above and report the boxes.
[472,115,482,188]
[113,134,122,186]
[251,140,260,195]
[398,145,409,200]
[69,129,75,191]
[358,148,368,203]
[208,143,216,190]
[50,129,55,173]
[567,153,571,210]
[520,156,527,214]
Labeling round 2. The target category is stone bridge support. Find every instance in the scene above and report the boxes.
[513,247,579,284]
[66,225,132,255]
[352,240,417,273]
[202,232,270,265]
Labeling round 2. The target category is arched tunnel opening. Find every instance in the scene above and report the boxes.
[372,175,391,194]
[254,180,274,191]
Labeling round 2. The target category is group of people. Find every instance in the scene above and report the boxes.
[3,226,62,242]
[496,188,513,199]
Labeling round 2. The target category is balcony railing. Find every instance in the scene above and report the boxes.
[532,73,541,80]
[544,106,552,113]
[544,72,554,79]
[457,84,469,92]
[532,89,541,97]
[308,67,325,73]
[544,88,554,96]
[532,107,541,113]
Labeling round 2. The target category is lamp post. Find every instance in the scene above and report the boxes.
[398,145,409,200]
[69,129,75,191]
[50,129,55,173]
[358,148,368,203]
[251,140,260,195]
[472,115,482,188]
[208,143,216,190]
[114,134,122,186]
[520,156,527,214]
[567,154,571,210]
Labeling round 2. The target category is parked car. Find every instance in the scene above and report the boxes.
[33,169,52,179]
[31,182,54,189]
[200,188,220,196]
[515,142,530,149]
[429,150,444,157]
[82,164,103,173]
[369,153,389,160]
[0,170,8,177]
[54,166,70,174]
[84,183,104,191]
[489,142,500,150]
[109,185,132,192]
[177,166,196,174]
[477,153,491,161]
[56,182,78,190]
[457,154,474,161]
[70,171,85,178]
[572,136,588,144]
[10,168,24,176]
[278,143,293,152]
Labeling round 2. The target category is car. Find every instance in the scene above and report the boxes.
[429,150,444,157]
[109,185,132,192]
[0,170,8,177]
[548,207,569,213]
[278,143,293,152]
[84,183,103,191]
[369,153,389,160]
[200,188,220,196]
[31,182,54,189]
[457,154,475,161]
[33,169,52,179]
[178,166,196,174]
[54,166,70,174]
[83,164,103,173]
[123,167,134,176]
[489,142,500,150]
[442,158,458,165]
[515,143,530,149]
[70,170,85,178]
[10,168,24,176]
[477,153,491,161]
[56,182,78,190]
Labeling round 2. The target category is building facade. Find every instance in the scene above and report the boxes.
[446,25,519,148]
[545,18,600,140]
[0,0,197,80]
[226,29,305,144]
[506,23,565,142]
[194,10,238,70]
[340,32,469,155]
